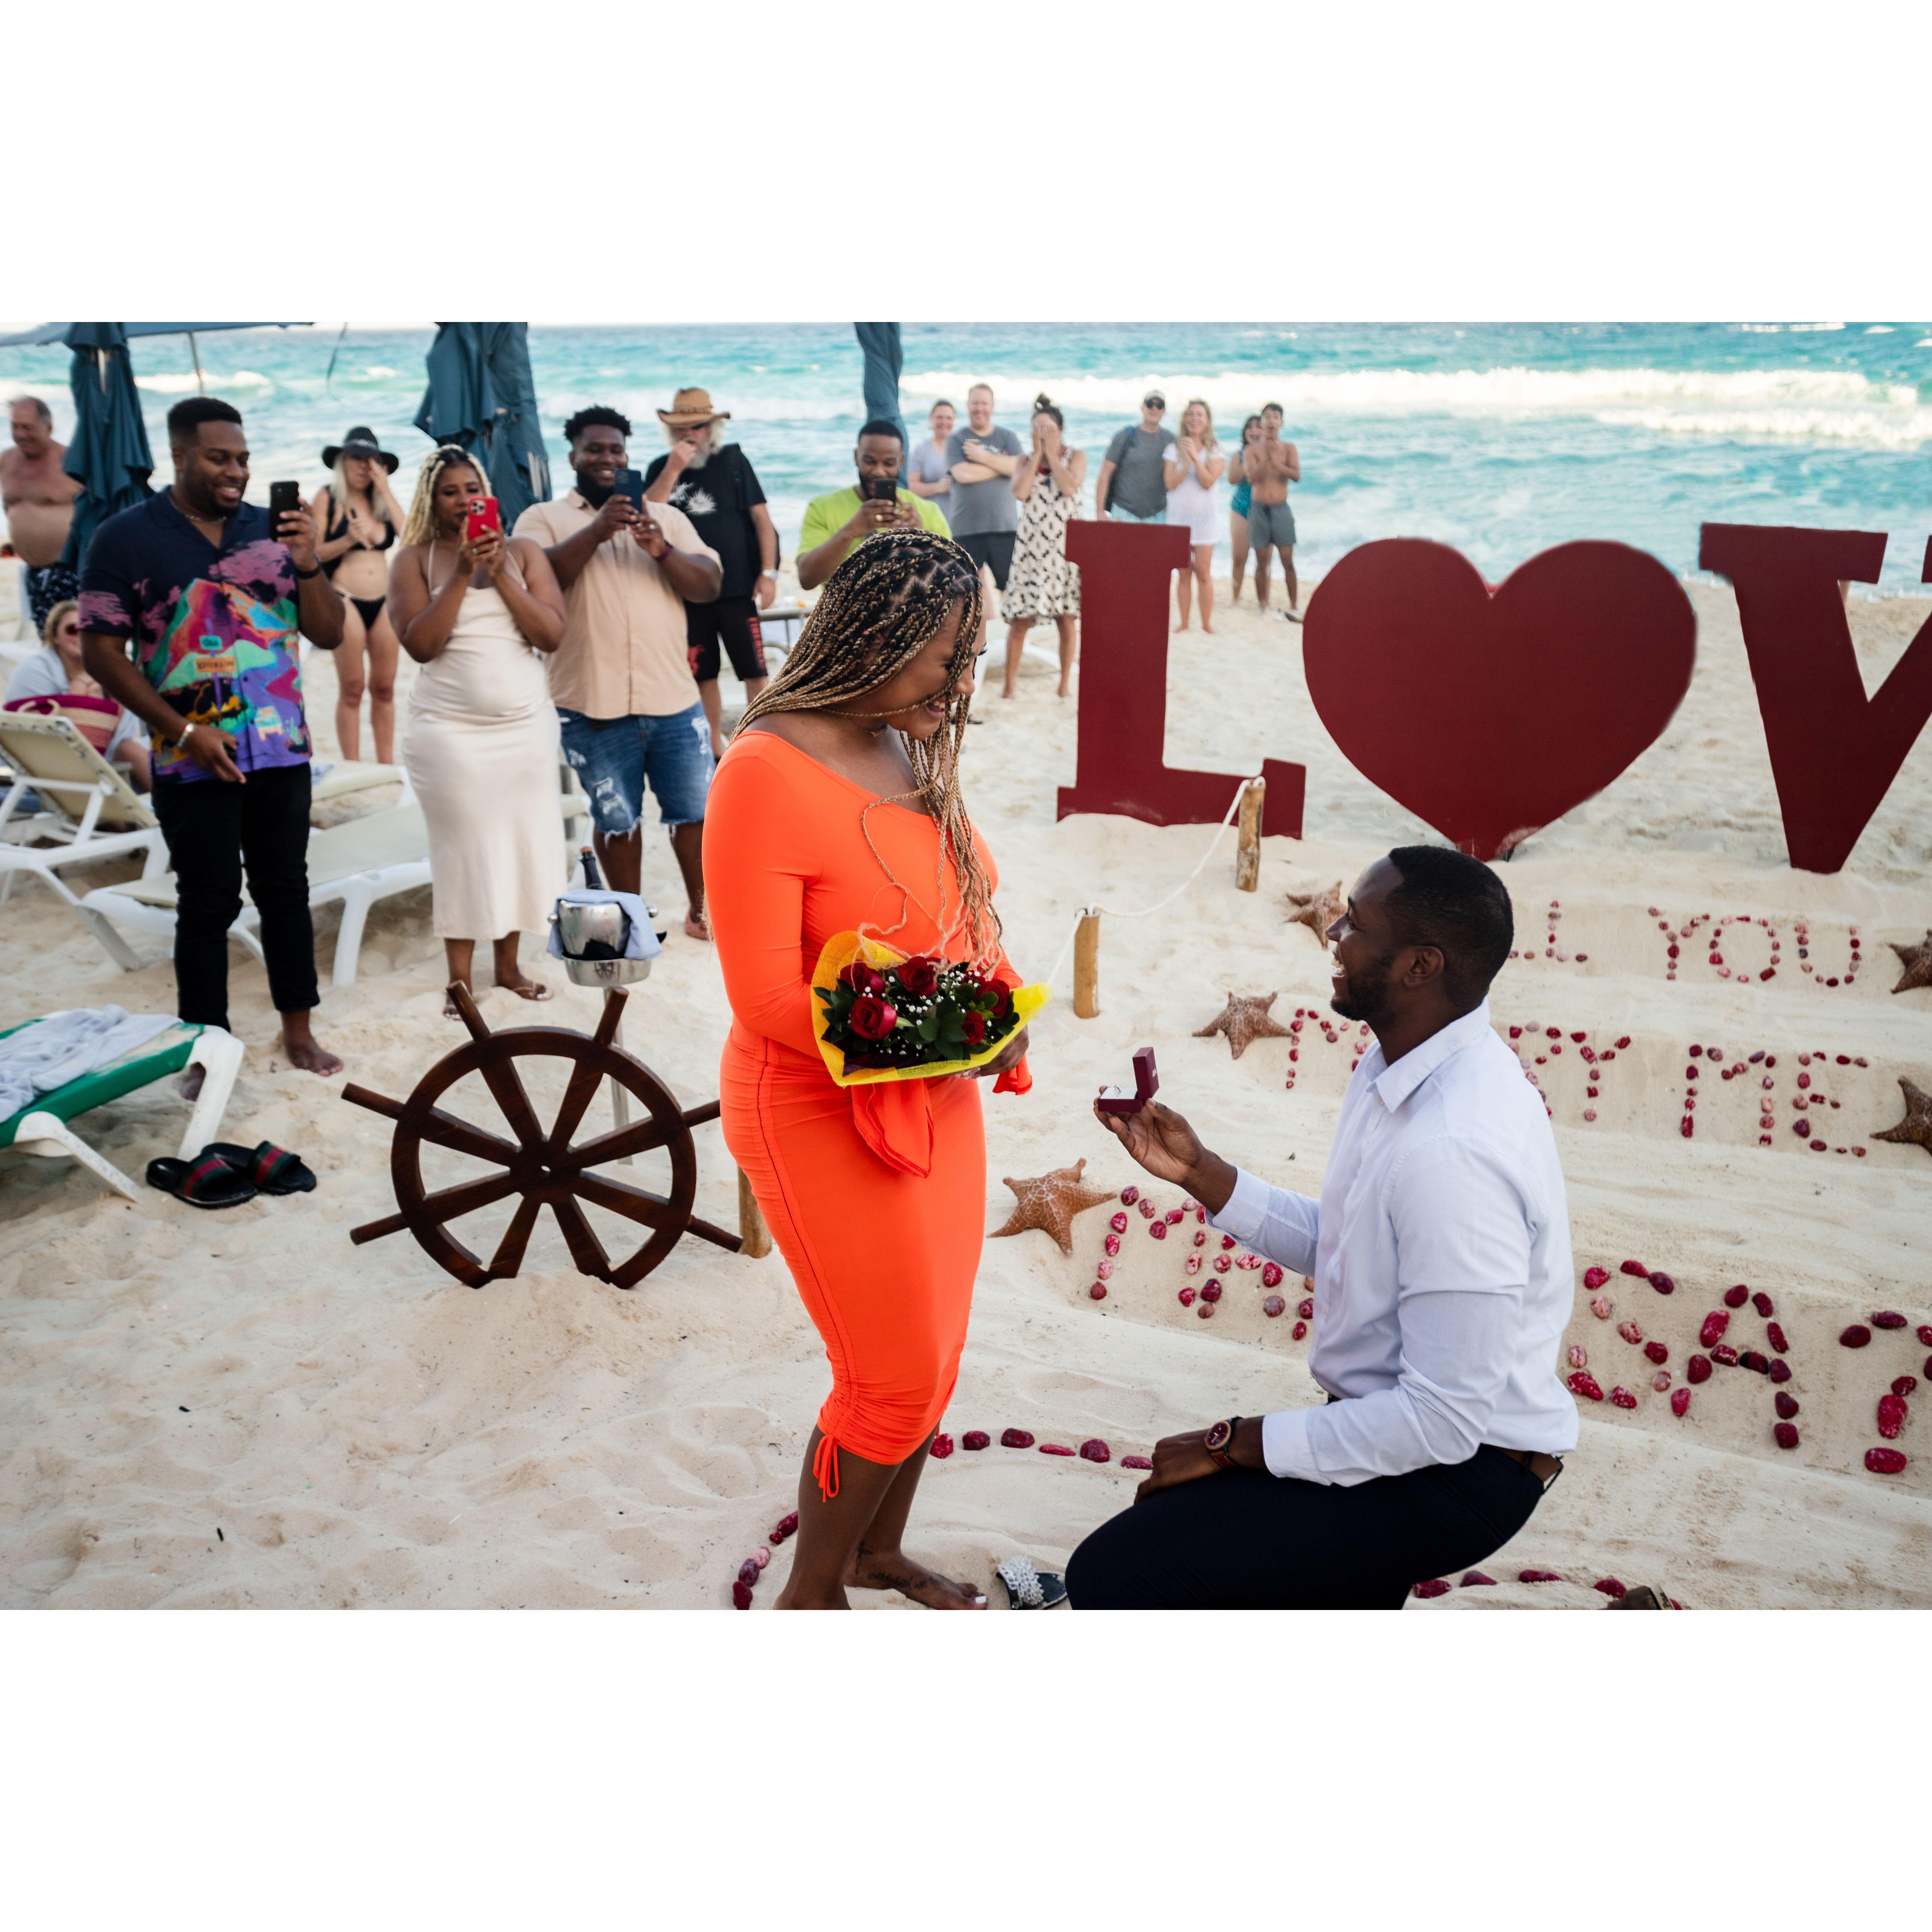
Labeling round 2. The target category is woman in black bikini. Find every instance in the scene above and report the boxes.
[314,427,406,762]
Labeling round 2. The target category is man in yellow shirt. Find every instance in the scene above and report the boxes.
[796,420,949,590]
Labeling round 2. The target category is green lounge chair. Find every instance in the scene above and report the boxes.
[0,1015,244,1203]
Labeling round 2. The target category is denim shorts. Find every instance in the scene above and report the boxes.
[557,703,713,834]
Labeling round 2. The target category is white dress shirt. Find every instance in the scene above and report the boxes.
[1209,1001,1579,1486]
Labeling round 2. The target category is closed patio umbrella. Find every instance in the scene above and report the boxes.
[57,324,154,572]
[854,322,905,476]
[0,321,306,569]
[412,324,551,527]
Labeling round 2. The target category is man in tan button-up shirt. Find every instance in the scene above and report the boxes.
[516,406,722,938]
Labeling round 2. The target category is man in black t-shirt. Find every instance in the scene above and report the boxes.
[644,388,778,757]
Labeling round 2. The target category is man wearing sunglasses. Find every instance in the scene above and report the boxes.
[1093,392,1176,525]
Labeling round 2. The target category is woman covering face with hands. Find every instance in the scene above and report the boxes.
[1000,392,1085,699]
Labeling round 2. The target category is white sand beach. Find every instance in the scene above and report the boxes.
[3,572,1929,1610]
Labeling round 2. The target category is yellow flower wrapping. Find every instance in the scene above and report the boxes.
[810,931,1050,1087]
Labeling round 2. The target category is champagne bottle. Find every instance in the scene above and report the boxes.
[580,846,603,890]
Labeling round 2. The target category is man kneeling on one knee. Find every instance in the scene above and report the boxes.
[1070,846,1577,1611]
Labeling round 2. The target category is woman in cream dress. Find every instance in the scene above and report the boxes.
[389,446,568,1013]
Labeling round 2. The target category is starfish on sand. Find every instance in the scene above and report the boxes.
[1286,881,1345,945]
[1194,990,1293,1060]
[991,1158,1117,1254]
[1873,1077,1932,1159]
[1889,932,1932,996]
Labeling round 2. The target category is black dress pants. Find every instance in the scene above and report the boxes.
[150,763,318,1031]
[1066,1446,1547,1610]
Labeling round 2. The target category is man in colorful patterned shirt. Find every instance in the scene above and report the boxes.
[80,396,347,1076]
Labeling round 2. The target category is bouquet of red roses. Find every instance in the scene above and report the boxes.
[810,932,1049,1086]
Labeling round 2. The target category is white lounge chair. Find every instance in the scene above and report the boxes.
[0,714,421,960]
[80,800,435,989]
[0,713,171,942]
[0,1014,243,1203]
[79,766,591,987]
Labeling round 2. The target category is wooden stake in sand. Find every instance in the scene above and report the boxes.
[1236,778,1265,892]
[738,1169,774,1258]
[1073,912,1101,1019]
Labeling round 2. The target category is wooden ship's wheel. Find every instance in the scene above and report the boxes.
[343,983,741,1289]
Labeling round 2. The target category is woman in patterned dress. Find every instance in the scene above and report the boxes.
[1000,393,1086,699]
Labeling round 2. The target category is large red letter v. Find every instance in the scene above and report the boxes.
[1055,520,1304,834]
[1699,524,1932,873]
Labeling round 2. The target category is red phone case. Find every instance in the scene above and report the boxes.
[464,497,502,541]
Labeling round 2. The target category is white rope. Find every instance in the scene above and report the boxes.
[1036,778,1261,991]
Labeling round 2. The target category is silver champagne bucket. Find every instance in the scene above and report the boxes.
[553,897,654,987]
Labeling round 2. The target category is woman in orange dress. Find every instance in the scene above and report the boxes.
[706,528,1029,1610]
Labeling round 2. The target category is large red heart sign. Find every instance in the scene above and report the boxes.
[1302,539,1697,859]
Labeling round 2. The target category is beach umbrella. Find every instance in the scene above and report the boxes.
[854,322,905,476]
[56,325,154,571]
[0,321,307,568]
[412,324,551,526]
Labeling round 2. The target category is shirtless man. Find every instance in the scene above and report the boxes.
[1245,402,1302,622]
[2,397,81,631]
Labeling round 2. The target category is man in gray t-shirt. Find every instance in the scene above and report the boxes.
[942,383,1024,596]
[1095,391,1177,522]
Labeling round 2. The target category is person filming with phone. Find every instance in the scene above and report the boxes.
[795,420,950,591]
[390,445,568,1015]
[515,406,722,942]
[1069,847,1579,1610]
[76,396,345,1077]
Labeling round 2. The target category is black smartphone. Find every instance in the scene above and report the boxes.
[859,474,898,502]
[268,480,300,532]
[613,468,645,511]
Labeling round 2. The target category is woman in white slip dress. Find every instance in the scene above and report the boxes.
[389,446,569,1015]
[1164,398,1226,633]
[1001,393,1086,699]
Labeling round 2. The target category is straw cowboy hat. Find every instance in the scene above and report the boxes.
[320,426,400,473]
[657,388,731,428]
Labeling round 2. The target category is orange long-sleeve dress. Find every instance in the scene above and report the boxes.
[705,731,1020,1495]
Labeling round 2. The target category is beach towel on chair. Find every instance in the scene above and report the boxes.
[0,1007,177,1119]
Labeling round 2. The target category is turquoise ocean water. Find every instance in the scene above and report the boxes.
[5,321,1930,591]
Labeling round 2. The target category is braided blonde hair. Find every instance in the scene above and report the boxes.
[399,444,485,546]
[738,527,1001,967]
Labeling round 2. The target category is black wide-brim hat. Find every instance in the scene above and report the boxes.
[321,427,400,473]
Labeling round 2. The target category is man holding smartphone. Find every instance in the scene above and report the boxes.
[795,421,949,591]
[514,406,723,941]
[77,396,346,1076]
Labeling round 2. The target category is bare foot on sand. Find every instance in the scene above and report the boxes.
[845,1546,987,1609]
[683,911,711,942]
[281,1014,343,1077]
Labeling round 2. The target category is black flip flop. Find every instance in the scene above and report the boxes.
[206,1141,317,1195]
[145,1149,259,1209]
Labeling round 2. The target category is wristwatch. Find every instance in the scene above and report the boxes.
[758,568,776,580]
[1203,1416,1243,1469]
